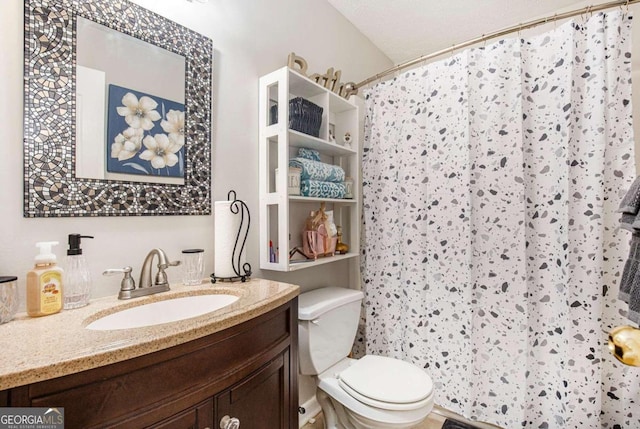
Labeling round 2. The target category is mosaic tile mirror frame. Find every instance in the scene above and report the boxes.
[23,0,213,217]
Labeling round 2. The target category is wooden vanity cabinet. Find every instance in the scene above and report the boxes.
[3,299,298,429]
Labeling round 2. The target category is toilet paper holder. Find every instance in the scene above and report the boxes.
[211,190,252,283]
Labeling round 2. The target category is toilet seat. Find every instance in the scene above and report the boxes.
[338,355,434,411]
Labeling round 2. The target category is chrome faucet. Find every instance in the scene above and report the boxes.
[104,248,181,300]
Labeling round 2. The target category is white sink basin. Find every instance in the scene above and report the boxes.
[86,294,239,330]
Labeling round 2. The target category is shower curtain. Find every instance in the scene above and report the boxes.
[361,11,640,428]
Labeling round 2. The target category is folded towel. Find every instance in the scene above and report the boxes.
[619,176,640,214]
[300,180,346,199]
[298,147,321,162]
[289,157,345,183]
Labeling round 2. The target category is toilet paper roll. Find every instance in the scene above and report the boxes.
[214,200,246,278]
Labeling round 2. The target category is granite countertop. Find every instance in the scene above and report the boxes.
[0,278,299,391]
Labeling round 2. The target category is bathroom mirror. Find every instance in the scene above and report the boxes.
[75,16,187,186]
[23,0,213,217]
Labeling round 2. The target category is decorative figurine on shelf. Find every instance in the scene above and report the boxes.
[335,225,349,255]
[343,132,352,149]
[329,129,336,143]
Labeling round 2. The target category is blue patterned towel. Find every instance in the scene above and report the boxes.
[289,157,345,183]
[298,147,321,162]
[300,180,346,199]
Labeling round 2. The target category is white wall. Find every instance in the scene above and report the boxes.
[0,0,391,418]
[1,0,391,299]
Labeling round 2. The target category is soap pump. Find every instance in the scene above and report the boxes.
[64,234,94,309]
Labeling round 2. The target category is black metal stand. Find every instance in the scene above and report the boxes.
[211,190,252,284]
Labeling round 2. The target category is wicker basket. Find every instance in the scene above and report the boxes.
[269,97,323,137]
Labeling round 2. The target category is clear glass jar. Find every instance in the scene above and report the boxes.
[344,177,354,199]
[182,249,205,286]
[0,276,18,323]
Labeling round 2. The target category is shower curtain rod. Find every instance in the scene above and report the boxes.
[354,0,638,91]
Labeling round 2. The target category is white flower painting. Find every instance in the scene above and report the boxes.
[116,93,161,131]
[161,109,185,147]
[111,127,143,161]
[107,84,185,177]
[140,134,182,169]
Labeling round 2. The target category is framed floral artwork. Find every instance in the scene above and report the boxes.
[107,84,185,178]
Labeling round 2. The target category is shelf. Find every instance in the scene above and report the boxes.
[289,69,356,113]
[287,253,359,271]
[329,91,356,113]
[288,130,356,156]
[289,196,357,204]
[289,69,333,99]
[259,66,360,273]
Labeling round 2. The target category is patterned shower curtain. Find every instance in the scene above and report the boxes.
[361,11,640,428]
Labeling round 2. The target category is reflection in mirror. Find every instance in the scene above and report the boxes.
[76,17,186,185]
[23,0,212,217]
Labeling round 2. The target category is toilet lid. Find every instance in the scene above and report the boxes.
[338,355,433,411]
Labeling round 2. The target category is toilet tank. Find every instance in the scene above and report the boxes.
[298,287,364,375]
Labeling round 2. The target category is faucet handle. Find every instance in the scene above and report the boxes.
[103,266,136,292]
[158,260,181,270]
[155,260,181,286]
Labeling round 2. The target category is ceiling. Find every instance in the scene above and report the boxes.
[327,0,612,65]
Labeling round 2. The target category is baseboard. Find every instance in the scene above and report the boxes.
[298,395,322,428]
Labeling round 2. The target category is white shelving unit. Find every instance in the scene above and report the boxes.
[259,67,360,272]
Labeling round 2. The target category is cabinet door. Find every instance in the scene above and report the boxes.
[149,399,213,429]
[215,352,291,429]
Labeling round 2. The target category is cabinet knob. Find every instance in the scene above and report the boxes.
[219,415,240,429]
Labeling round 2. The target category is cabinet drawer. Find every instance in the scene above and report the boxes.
[146,399,213,429]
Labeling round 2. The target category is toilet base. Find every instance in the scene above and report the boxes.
[314,358,433,429]
[317,389,349,429]
[317,389,429,429]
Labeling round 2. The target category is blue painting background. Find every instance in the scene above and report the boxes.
[106,84,185,178]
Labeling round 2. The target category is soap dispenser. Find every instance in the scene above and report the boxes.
[27,241,64,317]
[64,234,94,309]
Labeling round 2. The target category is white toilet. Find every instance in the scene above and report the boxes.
[298,287,435,429]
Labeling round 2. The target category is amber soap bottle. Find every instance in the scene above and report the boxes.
[27,241,64,317]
